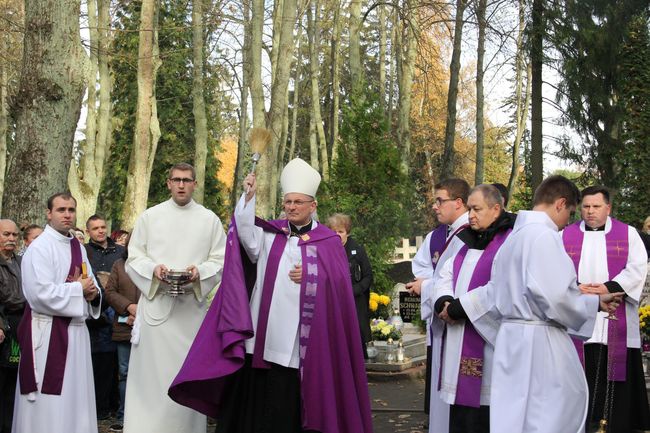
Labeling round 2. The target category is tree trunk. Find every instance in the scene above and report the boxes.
[349,0,362,87]
[270,0,284,86]
[508,0,530,196]
[530,0,543,191]
[249,0,265,128]
[474,0,486,185]
[192,0,208,203]
[289,30,302,162]
[256,0,297,217]
[329,1,342,162]
[440,0,467,179]
[308,0,328,179]
[69,0,112,227]
[0,42,7,215]
[3,0,87,225]
[121,0,161,229]
[232,0,251,207]
[397,1,417,174]
[378,4,386,114]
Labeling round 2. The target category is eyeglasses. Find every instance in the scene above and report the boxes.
[433,197,456,206]
[283,199,314,207]
[169,177,195,185]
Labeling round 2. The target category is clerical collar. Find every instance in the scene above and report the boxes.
[289,221,312,237]
[586,224,606,231]
[458,211,516,250]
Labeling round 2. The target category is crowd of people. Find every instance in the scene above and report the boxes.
[0,157,648,433]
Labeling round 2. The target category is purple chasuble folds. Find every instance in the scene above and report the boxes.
[450,229,510,408]
[562,219,629,381]
[17,237,81,395]
[169,216,374,433]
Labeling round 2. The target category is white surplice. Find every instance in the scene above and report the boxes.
[235,194,312,367]
[573,217,647,348]
[435,249,493,406]
[13,224,101,433]
[124,199,226,433]
[461,211,599,433]
[411,212,467,433]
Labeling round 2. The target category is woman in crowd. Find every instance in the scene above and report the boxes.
[327,213,373,358]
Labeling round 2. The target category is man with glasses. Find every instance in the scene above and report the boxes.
[407,178,469,433]
[123,163,226,433]
[562,186,649,432]
[169,158,372,433]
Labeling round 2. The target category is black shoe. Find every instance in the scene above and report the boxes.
[109,423,123,431]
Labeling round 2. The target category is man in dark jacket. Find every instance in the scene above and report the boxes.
[0,219,24,433]
[85,215,125,422]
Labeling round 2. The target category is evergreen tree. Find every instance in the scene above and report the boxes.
[319,89,410,294]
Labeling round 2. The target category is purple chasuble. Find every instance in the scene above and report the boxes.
[17,237,81,395]
[562,219,629,381]
[450,229,510,407]
[169,216,373,433]
[429,224,448,270]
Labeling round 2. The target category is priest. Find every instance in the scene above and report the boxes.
[13,193,101,433]
[459,176,623,433]
[433,184,515,433]
[562,185,650,432]
[169,158,373,433]
[124,162,226,433]
[407,178,469,433]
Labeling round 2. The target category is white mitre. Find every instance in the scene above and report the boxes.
[281,158,321,198]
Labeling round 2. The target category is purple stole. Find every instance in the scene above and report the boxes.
[429,224,448,271]
[250,218,320,375]
[451,229,510,407]
[562,219,629,381]
[17,237,82,395]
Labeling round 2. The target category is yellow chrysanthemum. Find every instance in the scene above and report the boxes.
[381,326,392,336]
[379,295,391,306]
[369,299,379,311]
[377,321,387,330]
[370,292,380,302]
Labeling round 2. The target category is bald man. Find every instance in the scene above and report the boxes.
[0,219,24,433]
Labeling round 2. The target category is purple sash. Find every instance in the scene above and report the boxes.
[17,237,81,395]
[251,229,287,369]
[429,225,448,270]
[562,219,629,381]
[451,229,510,407]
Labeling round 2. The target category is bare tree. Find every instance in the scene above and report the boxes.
[307,0,328,179]
[440,0,468,179]
[508,0,531,197]
[474,0,487,184]
[192,0,208,203]
[121,0,161,229]
[68,0,113,226]
[530,0,543,191]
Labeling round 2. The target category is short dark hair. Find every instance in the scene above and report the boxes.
[21,224,42,241]
[472,184,503,207]
[581,185,611,204]
[168,163,196,180]
[86,214,106,229]
[434,178,471,204]
[491,183,509,208]
[47,192,77,211]
[533,175,580,207]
